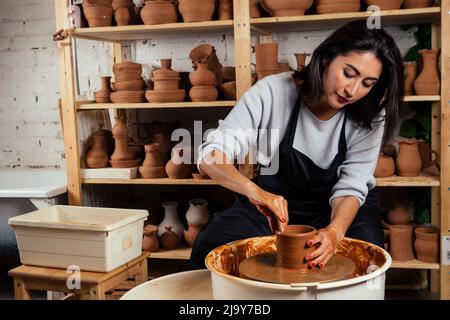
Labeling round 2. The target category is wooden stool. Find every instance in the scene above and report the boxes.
[8,252,150,300]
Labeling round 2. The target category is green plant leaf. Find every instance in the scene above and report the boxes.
[404,45,419,62]
[399,119,418,138]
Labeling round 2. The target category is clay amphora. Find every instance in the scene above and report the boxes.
[165,147,194,178]
[189,63,216,86]
[389,225,415,261]
[403,62,417,96]
[276,225,317,269]
[414,226,439,263]
[374,153,395,178]
[157,201,184,239]
[403,0,434,8]
[183,224,204,247]
[388,203,411,225]
[142,224,159,252]
[178,0,215,22]
[365,0,404,10]
[396,139,422,177]
[414,49,441,95]
[160,226,180,250]
[219,0,233,20]
[261,0,313,17]
[140,0,177,25]
[186,199,210,225]
[86,127,110,168]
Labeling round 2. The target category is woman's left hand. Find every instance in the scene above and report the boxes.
[304,226,340,268]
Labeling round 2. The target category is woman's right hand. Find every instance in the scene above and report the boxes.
[246,183,289,233]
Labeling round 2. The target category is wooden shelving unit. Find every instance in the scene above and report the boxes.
[55,0,449,299]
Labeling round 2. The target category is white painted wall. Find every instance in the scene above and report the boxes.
[0,0,417,169]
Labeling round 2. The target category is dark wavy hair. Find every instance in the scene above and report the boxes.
[295,19,404,147]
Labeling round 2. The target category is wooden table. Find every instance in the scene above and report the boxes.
[8,252,150,300]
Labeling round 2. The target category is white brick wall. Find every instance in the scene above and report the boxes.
[0,0,417,169]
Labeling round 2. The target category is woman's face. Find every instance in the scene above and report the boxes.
[322,51,382,110]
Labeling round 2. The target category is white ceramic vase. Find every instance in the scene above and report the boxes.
[185,199,210,225]
[158,201,185,239]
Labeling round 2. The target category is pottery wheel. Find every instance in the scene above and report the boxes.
[239,252,356,285]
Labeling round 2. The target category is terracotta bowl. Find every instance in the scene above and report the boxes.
[110,159,141,168]
[112,79,145,91]
[189,86,218,102]
[219,81,236,100]
[83,6,114,27]
[145,89,186,103]
[139,166,168,179]
[110,90,146,103]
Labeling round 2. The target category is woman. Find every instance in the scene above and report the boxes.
[190,20,404,269]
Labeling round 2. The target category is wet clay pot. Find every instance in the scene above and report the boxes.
[160,226,180,250]
[389,225,415,261]
[189,86,218,102]
[396,139,422,177]
[365,0,404,10]
[142,224,159,252]
[316,0,360,14]
[85,125,110,168]
[276,225,317,269]
[261,0,313,17]
[219,0,233,20]
[403,0,434,8]
[183,224,205,247]
[190,63,216,86]
[414,49,440,95]
[403,62,417,96]
[158,201,184,238]
[83,5,114,27]
[186,199,210,225]
[179,0,216,22]
[165,147,194,179]
[374,153,395,178]
[141,0,177,25]
[414,226,440,263]
[387,204,411,225]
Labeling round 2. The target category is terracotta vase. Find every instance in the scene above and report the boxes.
[186,199,210,225]
[114,6,131,25]
[139,143,167,178]
[403,0,434,8]
[83,5,114,27]
[142,224,159,252]
[160,226,180,250]
[190,63,216,86]
[190,44,223,86]
[388,203,412,225]
[255,43,279,72]
[261,0,313,17]
[86,125,110,168]
[157,201,185,238]
[219,0,233,20]
[276,225,317,269]
[396,139,422,177]
[403,62,417,96]
[250,0,261,18]
[178,0,215,22]
[365,0,404,10]
[414,226,440,263]
[316,0,360,14]
[374,153,395,178]
[183,223,204,247]
[165,147,194,178]
[414,49,441,95]
[389,225,415,261]
[140,0,177,25]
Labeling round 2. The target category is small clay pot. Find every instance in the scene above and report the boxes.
[141,0,177,25]
[414,226,440,263]
[403,62,417,96]
[396,139,422,177]
[190,63,216,86]
[403,0,434,8]
[83,5,114,27]
[261,0,313,16]
[365,0,404,10]
[160,227,180,250]
[186,199,210,225]
[142,143,164,167]
[86,126,110,168]
[165,147,194,179]
[183,224,205,247]
[189,86,219,102]
[387,204,411,225]
[142,224,159,252]
[414,49,441,96]
[179,0,216,22]
[374,153,395,178]
[389,225,415,261]
[276,225,317,269]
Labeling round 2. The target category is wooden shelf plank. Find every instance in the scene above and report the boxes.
[404,95,440,102]
[81,178,220,185]
[376,169,440,187]
[148,246,192,260]
[72,20,234,41]
[391,259,440,270]
[251,7,441,33]
[76,100,236,110]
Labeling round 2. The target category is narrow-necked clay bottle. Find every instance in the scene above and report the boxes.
[396,139,422,177]
[374,153,395,178]
[157,201,185,239]
[86,124,110,168]
[414,49,441,95]
[186,199,210,225]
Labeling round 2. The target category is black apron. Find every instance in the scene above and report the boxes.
[190,97,384,269]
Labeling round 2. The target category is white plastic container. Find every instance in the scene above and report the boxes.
[8,205,148,272]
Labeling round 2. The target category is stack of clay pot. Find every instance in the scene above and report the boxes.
[178,0,215,22]
[139,143,168,178]
[111,62,146,103]
[183,199,210,247]
[157,201,185,250]
[315,0,360,14]
[261,0,313,17]
[219,0,233,20]
[141,0,177,25]
[255,43,279,80]
[112,0,135,26]
[83,0,114,27]
[142,224,159,252]
[85,123,114,168]
[189,62,219,102]
[365,0,404,10]
[413,49,441,96]
[94,76,112,103]
[165,147,194,179]
[190,44,223,86]
[146,59,186,103]
[110,117,141,168]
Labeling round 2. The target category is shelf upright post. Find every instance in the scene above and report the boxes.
[55,0,83,205]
